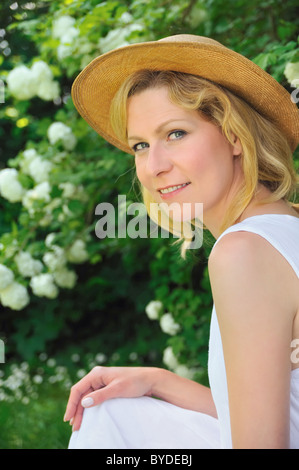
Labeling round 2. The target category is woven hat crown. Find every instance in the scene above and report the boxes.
[72,34,299,154]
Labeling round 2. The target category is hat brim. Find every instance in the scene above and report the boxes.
[71,38,299,154]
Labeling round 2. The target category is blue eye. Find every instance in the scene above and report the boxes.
[168,130,186,141]
[132,142,149,153]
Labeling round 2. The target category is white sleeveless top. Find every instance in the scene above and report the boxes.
[208,214,299,449]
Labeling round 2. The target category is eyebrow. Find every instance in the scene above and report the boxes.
[127,119,191,142]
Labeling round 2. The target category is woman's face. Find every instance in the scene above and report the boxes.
[127,86,242,232]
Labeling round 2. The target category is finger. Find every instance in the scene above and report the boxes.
[64,384,93,422]
[71,403,85,431]
[80,381,122,409]
[70,383,114,432]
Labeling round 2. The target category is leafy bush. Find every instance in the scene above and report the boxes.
[0,2,298,448]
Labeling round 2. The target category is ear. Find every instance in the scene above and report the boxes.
[232,134,242,156]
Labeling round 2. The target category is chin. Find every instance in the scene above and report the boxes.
[158,201,203,223]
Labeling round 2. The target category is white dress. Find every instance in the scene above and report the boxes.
[68,214,299,449]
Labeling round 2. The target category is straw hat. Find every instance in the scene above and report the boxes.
[71,34,299,154]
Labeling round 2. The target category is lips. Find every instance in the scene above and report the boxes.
[157,182,191,200]
[158,182,190,194]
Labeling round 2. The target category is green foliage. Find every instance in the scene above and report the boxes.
[0,0,298,448]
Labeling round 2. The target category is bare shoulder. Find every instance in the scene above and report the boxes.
[208,230,276,285]
[208,230,265,269]
[208,229,298,323]
[209,229,296,279]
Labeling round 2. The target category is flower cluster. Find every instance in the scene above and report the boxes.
[6,60,60,101]
[145,300,180,335]
[0,234,88,309]
[0,120,89,310]
[52,15,94,68]
[284,61,299,85]
[145,300,196,379]
[0,122,77,207]
[0,356,72,405]
[0,168,24,203]
[52,13,146,70]
[162,346,199,379]
[0,263,29,310]
[98,22,144,54]
[47,122,77,151]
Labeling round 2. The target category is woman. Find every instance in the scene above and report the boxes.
[64,35,299,449]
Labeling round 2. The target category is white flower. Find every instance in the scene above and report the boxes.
[47,358,56,367]
[95,353,107,364]
[0,281,30,310]
[57,44,72,60]
[20,149,39,174]
[45,233,57,248]
[52,267,77,289]
[160,313,180,336]
[98,24,143,54]
[67,239,88,264]
[15,251,43,278]
[284,62,299,85]
[145,300,163,320]
[0,264,14,290]
[28,156,53,183]
[43,245,66,271]
[71,353,80,362]
[59,182,77,198]
[47,122,77,151]
[119,12,134,24]
[22,181,51,212]
[52,16,76,40]
[33,181,51,199]
[60,26,79,45]
[30,273,58,299]
[0,168,24,202]
[37,80,60,101]
[31,61,53,83]
[31,61,60,101]
[33,375,43,384]
[174,365,195,380]
[6,61,59,102]
[76,369,86,379]
[162,346,179,370]
[6,65,36,100]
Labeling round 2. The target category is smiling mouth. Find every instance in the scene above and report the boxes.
[158,182,191,194]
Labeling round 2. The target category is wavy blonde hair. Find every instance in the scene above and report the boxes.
[110,70,299,255]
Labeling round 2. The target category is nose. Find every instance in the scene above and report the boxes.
[146,142,173,177]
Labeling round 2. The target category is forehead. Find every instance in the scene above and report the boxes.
[127,86,201,134]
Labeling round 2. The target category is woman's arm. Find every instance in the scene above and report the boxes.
[64,366,217,431]
[209,231,296,448]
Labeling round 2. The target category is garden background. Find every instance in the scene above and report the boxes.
[0,0,298,449]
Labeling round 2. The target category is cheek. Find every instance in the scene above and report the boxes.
[135,160,145,185]
[190,136,233,176]
[135,160,153,192]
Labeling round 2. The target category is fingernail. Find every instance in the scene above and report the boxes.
[69,418,74,426]
[81,397,94,408]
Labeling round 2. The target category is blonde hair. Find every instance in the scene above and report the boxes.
[110,70,299,255]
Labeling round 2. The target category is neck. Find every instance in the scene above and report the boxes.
[208,183,298,239]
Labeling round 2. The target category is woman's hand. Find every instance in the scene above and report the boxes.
[63,366,157,431]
